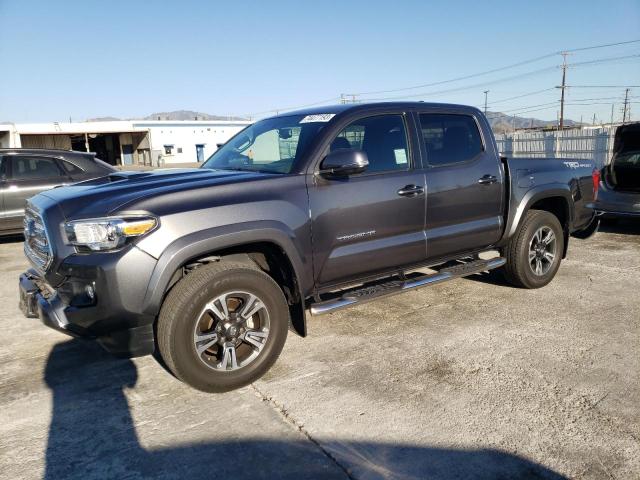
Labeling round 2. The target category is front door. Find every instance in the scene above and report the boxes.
[309,113,426,288]
[417,112,503,261]
[3,155,69,231]
[196,144,205,162]
[122,144,134,165]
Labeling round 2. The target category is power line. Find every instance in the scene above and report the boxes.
[486,100,640,120]
[486,87,556,105]
[242,41,640,118]
[349,39,640,96]
[568,53,640,68]
[564,95,638,102]
[563,38,640,52]
[246,96,342,118]
[360,65,558,102]
[490,101,559,114]
[566,85,640,88]
[360,53,639,103]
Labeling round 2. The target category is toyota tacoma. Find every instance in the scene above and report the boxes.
[19,102,599,392]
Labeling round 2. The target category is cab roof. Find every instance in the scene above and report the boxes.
[278,101,481,118]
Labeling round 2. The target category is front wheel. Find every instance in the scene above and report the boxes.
[502,210,564,289]
[157,261,289,392]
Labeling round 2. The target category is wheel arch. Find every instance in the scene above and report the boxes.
[142,224,310,337]
[503,186,574,258]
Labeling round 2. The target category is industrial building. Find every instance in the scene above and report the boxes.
[0,119,250,166]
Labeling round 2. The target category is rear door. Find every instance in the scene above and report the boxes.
[309,112,427,288]
[417,111,503,261]
[3,155,70,231]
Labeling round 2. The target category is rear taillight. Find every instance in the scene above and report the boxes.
[592,168,601,201]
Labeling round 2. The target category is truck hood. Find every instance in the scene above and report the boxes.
[38,168,276,219]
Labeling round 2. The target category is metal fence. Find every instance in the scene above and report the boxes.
[494,126,620,167]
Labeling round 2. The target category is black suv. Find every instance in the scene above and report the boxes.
[0,149,115,235]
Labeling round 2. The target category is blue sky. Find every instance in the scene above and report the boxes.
[1,0,638,123]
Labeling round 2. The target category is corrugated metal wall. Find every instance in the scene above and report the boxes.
[19,134,72,150]
[495,126,618,167]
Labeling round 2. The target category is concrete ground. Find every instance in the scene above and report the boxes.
[0,221,638,479]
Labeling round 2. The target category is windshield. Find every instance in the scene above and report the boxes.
[611,150,640,192]
[613,150,640,169]
[202,114,329,174]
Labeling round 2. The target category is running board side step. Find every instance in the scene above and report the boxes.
[309,257,506,316]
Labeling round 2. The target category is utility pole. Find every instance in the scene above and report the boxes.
[558,52,569,130]
[622,88,630,124]
[592,113,596,126]
[610,103,615,126]
[483,90,489,115]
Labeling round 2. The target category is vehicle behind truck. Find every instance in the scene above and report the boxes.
[596,122,640,219]
[19,102,599,392]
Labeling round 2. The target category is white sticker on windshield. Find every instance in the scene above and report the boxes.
[394,148,408,164]
[300,114,336,123]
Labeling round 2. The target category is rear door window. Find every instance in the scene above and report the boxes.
[419,114,483,166]
[9,156,66,180]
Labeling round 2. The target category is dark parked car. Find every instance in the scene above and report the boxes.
[596,122,640,219]
[18,103,599,392]
[0,149,115,235]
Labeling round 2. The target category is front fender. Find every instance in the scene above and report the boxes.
[140,220,311,317]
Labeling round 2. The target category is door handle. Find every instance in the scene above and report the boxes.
[478,174,498,185]
[397,184,425,197]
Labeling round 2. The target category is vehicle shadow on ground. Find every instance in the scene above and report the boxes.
[460,269,515,288]
[43,339,567,480]
[598,219,640,235]
[0,234,23,245]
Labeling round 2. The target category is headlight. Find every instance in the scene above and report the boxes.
[64,217,157,251]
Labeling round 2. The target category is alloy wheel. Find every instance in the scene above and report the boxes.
[528,226,557,276]
[193,291,270,371]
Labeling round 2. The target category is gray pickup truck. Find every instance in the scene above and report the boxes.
[19,102,599,392]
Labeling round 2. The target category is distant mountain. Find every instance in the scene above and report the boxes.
[86,116,121,122]
[487,111,580,133]
[86,110,248,122]
[144,110,247,121]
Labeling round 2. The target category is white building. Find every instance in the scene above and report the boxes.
[0,119,250,166]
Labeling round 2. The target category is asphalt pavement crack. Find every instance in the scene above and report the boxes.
[249,383,357,480]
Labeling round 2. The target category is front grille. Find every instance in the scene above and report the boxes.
[24,207,52,272]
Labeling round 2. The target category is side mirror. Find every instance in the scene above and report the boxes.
[319,149,369,177]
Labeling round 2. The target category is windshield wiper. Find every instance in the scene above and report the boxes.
[215,167,279,174]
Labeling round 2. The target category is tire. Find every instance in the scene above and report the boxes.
[502,210,564,289]
[157,261,289,392]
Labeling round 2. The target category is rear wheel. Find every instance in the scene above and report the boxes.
[157,261,289,392]
[503,210,564,289]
